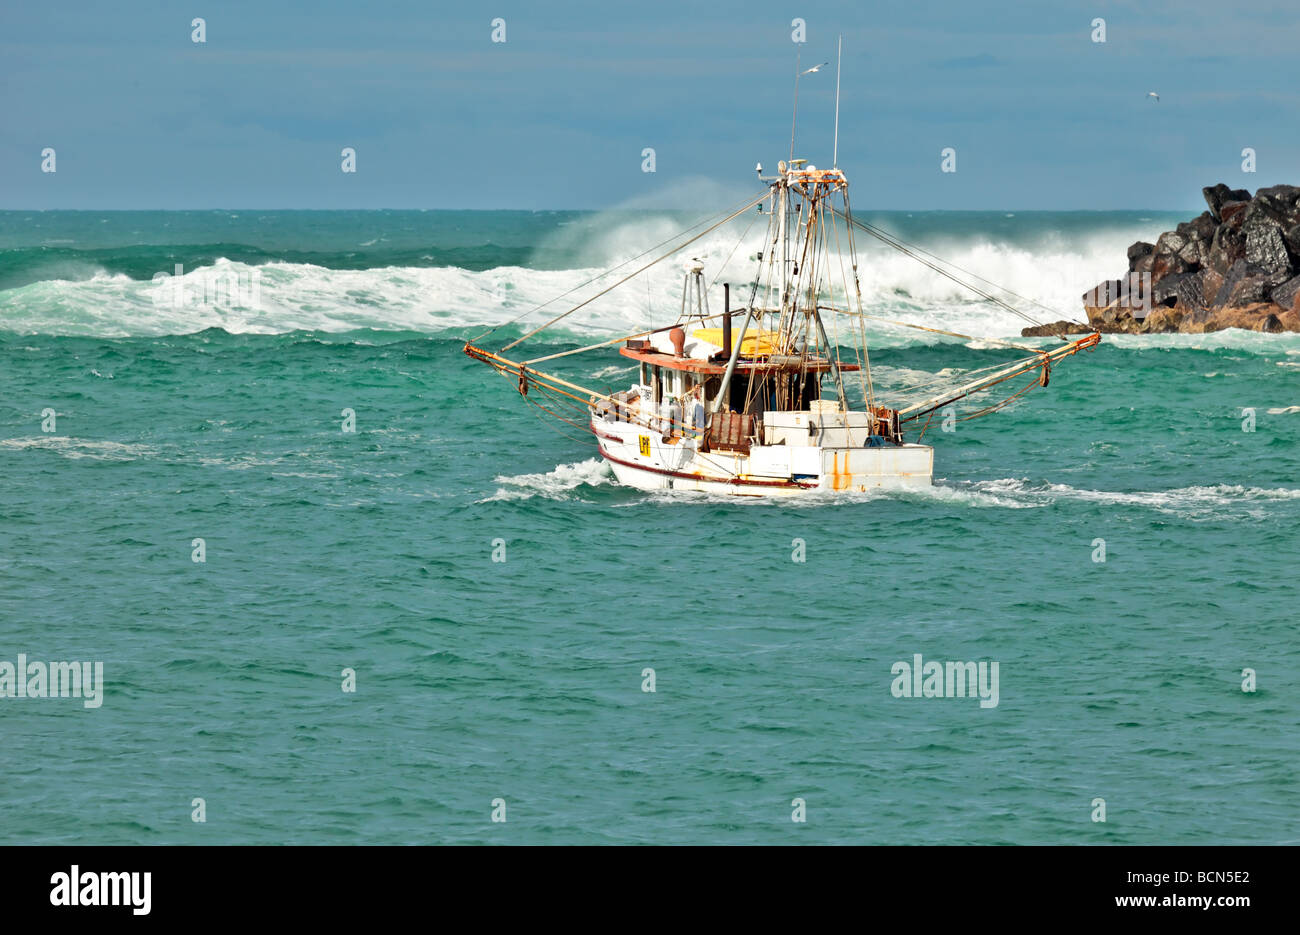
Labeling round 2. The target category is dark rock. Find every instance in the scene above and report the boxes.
[1251,184,1300,223]
[1153,270,1202,308]
[1203,183,1252,220]
[1176,272,1205,309]
[1206,223,1246,276]
[1240,186,1300,261]
[1151,216,1213,276]
[1020,320,1090,337]
[1201,267,1225,305]
[1284,223,1300,258]
[1214,259,1290,307]
[1179,212,1217,262]
[1212,259,1248,307]
[1220,201,1249,224]
[1242,210,1294,273]
[1086,183,1300,334]
[1151,230,1193,281]
[1082,284,1145,331]
[1244,221,1293,273]
[1271,273,1300,311]
[1082,274,1152,318]
[1126,241,1154,271]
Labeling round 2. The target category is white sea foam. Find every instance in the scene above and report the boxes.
[622,477,1038,509]
[482,458,614,502]
[622,476,1300,515]
[0,437,158,461]
[961,478,1300,517]
[0,217,1173,340]
[3,213,1299,355]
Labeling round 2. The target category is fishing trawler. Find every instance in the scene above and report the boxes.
[464,53,1100,497]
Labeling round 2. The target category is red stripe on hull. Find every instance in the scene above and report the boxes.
[597,446,818,490]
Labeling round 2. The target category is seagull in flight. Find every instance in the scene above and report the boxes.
[1147,91,1160,102]
[801,62,829,76]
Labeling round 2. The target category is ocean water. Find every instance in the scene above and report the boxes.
[1,209,1297,845]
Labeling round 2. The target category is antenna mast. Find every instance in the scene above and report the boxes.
[790,55,828,163]
[833,35,842,167]
[789,52,800,163]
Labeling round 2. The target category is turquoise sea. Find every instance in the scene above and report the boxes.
[1,209,1297,844]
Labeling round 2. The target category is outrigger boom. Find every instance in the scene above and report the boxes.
[896,332,1101,423]
[464,330,1101,437]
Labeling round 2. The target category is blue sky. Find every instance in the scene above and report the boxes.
[2,0,1297,210]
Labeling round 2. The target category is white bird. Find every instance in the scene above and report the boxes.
[801,62,829,76]
[1147,91,1160,102]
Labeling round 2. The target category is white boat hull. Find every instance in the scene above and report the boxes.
[591,418,933,497]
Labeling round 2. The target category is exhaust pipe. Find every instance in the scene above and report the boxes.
[722,283,731,355]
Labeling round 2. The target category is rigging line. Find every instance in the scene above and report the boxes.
[815,203,849,399]
[500,190,769,353]
[876,359,1041,404]
[828,206,1050,329]
[707,210,760,291]
[879,372,1022,407]
[841,190,876,409]
[854,219,1090,329]
[533,380,599,423]
[829,201,869,405]
[469,192,762,345]
[524,393,597,445]
[951,373,1041,422]
[897,357,1051,422]
[522,307,740,367]
[858,229,1043,327]
[480,363,591,438]
[815,304,1043,353]
[904,375,1035,438]
[916,407,937,443]
[476,348,703,436]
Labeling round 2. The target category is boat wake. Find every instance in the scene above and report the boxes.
[481,458,615,502]
[601,474,1300,517]
[957,478,1300,518]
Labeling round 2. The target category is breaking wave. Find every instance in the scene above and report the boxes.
[0,210,1218,342]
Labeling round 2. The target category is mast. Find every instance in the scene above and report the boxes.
[714,166,784,415]
[806,178,848,409]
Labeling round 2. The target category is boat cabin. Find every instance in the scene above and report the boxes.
[619,339,853,415]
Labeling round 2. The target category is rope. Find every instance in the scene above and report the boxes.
[830,207,1082,332]
[499,191,768,352]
